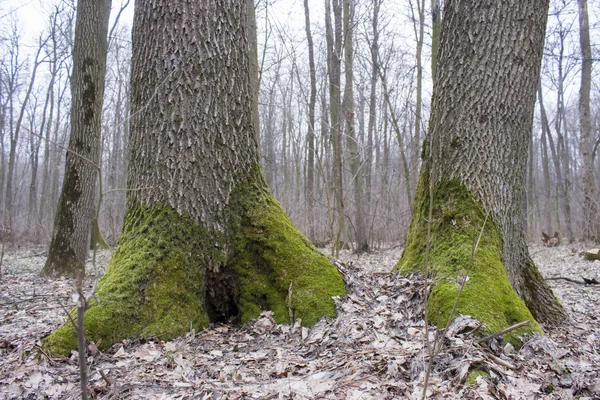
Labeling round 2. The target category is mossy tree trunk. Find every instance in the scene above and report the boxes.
[43,0,345,356]
[42,0,112,278]
[395,0,567,341]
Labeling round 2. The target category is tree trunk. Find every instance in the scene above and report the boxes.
[303,0,317,241]
[366,0,381,225]
[246,0,260,146]
[396,0,567,342]
[410,0,425,197]
[538,83,553,234]
[431,0,441,77]
[43,0,345,355]
[577,0,598,241]
[343,0,368,253]
[326,0,345,254]
[42,0,112,277]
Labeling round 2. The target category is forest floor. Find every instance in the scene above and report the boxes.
[0,243,599,399]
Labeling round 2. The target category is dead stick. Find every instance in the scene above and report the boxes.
[487,354,517,370]
[476,320,530,344]
[99,369,111,386]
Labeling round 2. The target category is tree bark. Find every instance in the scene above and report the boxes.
[42,0,112,277]
[43,0,345,355]
[538,83,554,234]
[366,0,381,225]
[577,0,598,241]
[396,0,567,340]
[303,0,317,242]
[326,0,345,254]
[343,0,368,253]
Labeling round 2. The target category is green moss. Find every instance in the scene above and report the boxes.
[43,201,211,356]
[395,178,542,345]
[227,164,346,326]
[43,163,345,356]
[466,368,489,386]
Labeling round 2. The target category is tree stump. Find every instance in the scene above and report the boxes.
[584,249,600,261]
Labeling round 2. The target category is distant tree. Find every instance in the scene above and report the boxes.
[42,0,112,277]
[395,0,567,342]
[43,0,345,355]
[325,0,345,253]
[577,0,598,241]
[343,0,368,253]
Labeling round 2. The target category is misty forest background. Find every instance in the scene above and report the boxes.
[0,0,599,251]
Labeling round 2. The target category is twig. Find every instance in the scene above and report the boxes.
[476,320,530,344]
[547,276,599,285]
[34,344,57,366]
[487,354,518,370]
[99,368,112,386]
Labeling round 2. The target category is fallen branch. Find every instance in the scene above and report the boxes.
[546,276,599,285]
[487,354,518,370]
[476,320,530,344]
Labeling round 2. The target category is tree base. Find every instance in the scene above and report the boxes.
[395,179,543,345]
[43,165,346,356]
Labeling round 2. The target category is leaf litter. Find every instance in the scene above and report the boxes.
[0,244,599,399]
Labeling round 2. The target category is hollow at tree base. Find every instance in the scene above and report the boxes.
[43,165,346,356]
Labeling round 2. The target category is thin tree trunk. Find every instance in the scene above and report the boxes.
[303,0,317,241]
[343,0,368,253]
[366,0,381,233]
[431,0,441,77]
[42,0,112,277]
[577,0,598,240]
[326,0,345,253]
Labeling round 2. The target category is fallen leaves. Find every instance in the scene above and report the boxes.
[0,244,598,399]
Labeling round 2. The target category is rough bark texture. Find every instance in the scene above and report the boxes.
[42,0,112,277]
[43,0,345,356]
[396,0,566,339]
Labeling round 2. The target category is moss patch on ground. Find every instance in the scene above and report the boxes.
[43,201,210,356]
[395,178,542,345]
[227,164,346,326]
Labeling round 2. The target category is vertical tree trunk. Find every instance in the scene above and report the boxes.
[366,0,381,243]
[326,0,345,253]
[538,83,554,234]
[431,0,441,77]
[246,0,260,146]
[396,0,566,338]
[553,33,574,242]
[343,0,368,253]
[44,0,345,356]
[5,36,45,234]
[303,0,317,241]
[410,0,425,196]
[42,0,112,277]
[577,0,598,241]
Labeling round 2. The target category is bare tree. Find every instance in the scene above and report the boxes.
[42,0,112,277]
[577,0,598,240]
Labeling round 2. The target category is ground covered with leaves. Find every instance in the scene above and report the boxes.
[0,243,599,399]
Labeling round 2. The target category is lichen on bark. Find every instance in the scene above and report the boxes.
[395,177,542,345]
